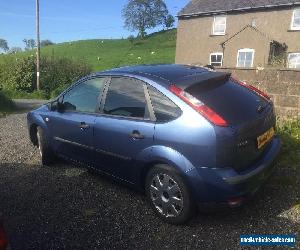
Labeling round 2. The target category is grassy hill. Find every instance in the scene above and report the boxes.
[0,29,176,72]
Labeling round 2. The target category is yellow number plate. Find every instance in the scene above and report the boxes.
[257,127,275,149]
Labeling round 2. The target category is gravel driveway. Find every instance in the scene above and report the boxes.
[0,113,299,249]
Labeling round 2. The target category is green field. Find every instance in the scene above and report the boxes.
[0,29,177,72]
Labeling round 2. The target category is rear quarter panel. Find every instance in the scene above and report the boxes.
[149,82,218,169]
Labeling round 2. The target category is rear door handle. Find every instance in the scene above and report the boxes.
[79,122,90,130]
[130,130,144,140]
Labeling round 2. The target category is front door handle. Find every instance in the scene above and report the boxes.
[79,122,90,130]
[130,130,145,140]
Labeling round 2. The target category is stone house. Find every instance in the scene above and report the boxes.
[176,0,300,69]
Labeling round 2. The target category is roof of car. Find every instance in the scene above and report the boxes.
[95,64,229,90]
[178,0,300,17]
[100,64,209,83]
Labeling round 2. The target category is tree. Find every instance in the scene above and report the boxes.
[164,14,175,29]
[23,39,36,51]
[8,47,22,54]
[40,39,54,47]
[128,35,135,44]
[0,39,9,53]
[122,0,169,39]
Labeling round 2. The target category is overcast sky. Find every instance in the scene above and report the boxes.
[0,0,189,48]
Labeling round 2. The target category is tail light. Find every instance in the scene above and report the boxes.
[231,77,270,100]
[169,85,228,127]
[0,220,8,250]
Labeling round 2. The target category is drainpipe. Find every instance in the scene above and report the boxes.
[221,43,226,67]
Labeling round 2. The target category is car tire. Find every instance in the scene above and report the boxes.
[37,127,55,166]
[145,164,195,224]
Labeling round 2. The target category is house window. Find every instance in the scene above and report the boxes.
[237,49,255,67]
[291,9,300,30]
[213,16,227,35]
[210,53,223,66]
[288,53,300,68]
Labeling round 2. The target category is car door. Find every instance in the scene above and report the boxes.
[48,77,108,164]
[94,77,155,183]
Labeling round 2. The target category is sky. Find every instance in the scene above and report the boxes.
[0,0,189,49]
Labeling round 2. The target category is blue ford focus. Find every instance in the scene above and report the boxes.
[27,64,280,224]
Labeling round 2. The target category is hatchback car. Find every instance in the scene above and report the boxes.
[27,64,280,224]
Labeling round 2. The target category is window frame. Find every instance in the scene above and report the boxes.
[209,52,223,66]
[212,15,227,35]
[236,48,255,68]
[99,76,156,122]
[291,9,300,30]
[287,52,300,68]
[60,76,110,114]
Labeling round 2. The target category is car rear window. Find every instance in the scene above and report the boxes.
[185,79,269,125]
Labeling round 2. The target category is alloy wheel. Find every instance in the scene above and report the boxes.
[149,173,183,218]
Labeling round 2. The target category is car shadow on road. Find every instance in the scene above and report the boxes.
[0,161,299,249]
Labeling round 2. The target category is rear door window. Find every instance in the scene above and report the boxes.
[148,85,181,122]
[103,77,148,119]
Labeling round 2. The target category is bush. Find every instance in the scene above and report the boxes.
[0,57,16,90]
[40,57,91,95]
[3,89,47,100]
[9,57,36,92]
[0,56,91,99]
[50,84,69,98]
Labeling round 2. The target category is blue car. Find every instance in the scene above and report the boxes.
[0,213,9,250]
[27,64,280,224]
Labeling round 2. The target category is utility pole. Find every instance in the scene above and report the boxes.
[36,0,41,91]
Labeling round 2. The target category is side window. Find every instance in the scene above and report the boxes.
[237,48,255,68]
[148,85,181,122]
[103,77,148,119]
[63,78,107,113]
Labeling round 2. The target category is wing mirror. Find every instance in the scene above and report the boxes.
[50,97,64,112]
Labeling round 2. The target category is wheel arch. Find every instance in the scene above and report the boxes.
[29,123,38,146]
[139,160,168,190]
[137,146,196,191]
[28,113,49,146]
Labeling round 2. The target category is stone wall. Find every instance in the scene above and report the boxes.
[218,68,300,118]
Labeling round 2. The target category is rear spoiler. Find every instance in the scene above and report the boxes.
[173,72,232,91]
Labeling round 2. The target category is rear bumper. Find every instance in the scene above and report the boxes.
[186,136,281,206]
[222,137,280,186]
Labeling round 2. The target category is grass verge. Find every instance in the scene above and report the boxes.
[276,119,300,170]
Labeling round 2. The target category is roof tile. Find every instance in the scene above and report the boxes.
[178,0,299,16]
